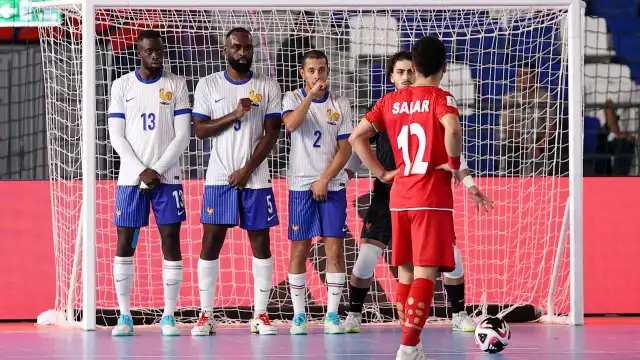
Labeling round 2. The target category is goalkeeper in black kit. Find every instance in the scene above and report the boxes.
[343,51,493,333]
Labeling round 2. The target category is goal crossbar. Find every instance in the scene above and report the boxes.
[33,0,576,9]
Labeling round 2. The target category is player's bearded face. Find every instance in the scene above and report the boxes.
[390,60,415,90]
[226,40,254,74]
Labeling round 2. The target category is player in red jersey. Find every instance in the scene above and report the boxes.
[349,36,462,360]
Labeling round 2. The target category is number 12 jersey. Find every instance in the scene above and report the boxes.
[365,85,460,211]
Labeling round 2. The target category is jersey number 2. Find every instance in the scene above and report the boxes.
[313,130,322,148]
[142,113,156,131]
[397,123,429,175]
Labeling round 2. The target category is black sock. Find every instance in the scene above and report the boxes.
[348,284,369,313]
[444,283,465,314]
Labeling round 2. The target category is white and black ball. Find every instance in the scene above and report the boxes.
[474,316,511,353]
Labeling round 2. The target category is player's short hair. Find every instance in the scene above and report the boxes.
[300,49,328,68]
[411,36,446,78]
[138,29,162,42]
[226,27,251,39]
[386,51,412,81]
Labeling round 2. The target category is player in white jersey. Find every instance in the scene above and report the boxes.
[190,28,282,336]
[107,30,191,337]
[282,50,353,335]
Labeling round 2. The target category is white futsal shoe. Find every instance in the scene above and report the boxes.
[451,311,476,332]
[395,344,428,360]
[111,314,134,336]
[343,312,362,333]
[250,313,277,335]
[191,310,216,336]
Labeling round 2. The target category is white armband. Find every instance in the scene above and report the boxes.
[461,175,476,190]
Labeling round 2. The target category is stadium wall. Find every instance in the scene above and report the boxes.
[1,177,639,320]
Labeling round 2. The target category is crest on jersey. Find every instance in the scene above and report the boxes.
[327,109,340,124]
[249,90,263,106]
[159,88,173,105]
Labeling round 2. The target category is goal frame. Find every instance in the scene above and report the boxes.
[34,0,585,331]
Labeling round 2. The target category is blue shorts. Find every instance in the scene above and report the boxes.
[113,183,186,228]
[200,185,279,231]
[288,189,347,240]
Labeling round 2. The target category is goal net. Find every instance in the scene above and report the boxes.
[36,4,574,327]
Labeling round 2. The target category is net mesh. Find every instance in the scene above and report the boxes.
[36,6,572,327]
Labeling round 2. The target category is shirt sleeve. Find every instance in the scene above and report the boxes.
[364,95,386,132]
[173,78,192,116]
[192,79,212,120]
[265,79,282,120]
[282,91,298,116]
[435,91,460,120]
[337,98,353,140]
[107,79,125,119]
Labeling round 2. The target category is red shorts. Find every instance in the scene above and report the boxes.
[390,210,455,272]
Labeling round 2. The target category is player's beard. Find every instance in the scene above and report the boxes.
[228,57,253,74]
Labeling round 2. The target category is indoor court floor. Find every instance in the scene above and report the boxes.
[0,318,638,359]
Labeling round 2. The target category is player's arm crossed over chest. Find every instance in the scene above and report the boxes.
[282,82,353,200]
[107,74,192,191]
[192,76,282,189]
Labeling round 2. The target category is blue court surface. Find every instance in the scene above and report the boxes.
[1,320,639,359]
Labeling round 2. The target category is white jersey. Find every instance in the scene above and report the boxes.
[107,69,191,186]
[193,71,282,189]
[283,89,353,191]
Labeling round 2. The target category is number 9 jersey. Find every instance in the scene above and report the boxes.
[365,86,460,211]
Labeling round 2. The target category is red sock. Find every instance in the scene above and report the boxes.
[401,278,434,347]
[395,282,411,327]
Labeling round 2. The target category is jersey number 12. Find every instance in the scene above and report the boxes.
[397,123,429,176]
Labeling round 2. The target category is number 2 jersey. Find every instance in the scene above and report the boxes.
[365,85,460,211]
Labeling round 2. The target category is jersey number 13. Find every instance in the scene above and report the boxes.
[397,123,429,176]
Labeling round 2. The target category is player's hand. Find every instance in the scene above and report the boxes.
[233,98,252,120]
[311,177,329,202]
[453,170,463,186]
[469,186,494,213]
[435,163,457,176]
[309,81,326,99]
[228,167,251,190]
[344,168,356,180]
[379,169,397,184]
[139,168,161,193]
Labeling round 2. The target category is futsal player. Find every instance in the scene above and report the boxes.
[282,50,353,335]
[349,36,465,359]
[344,51,487,333]
[107,29,191,336]
[191,27,282,336]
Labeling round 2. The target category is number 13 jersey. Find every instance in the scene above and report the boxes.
[365,86,460,211]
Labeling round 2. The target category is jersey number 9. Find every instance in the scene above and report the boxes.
[397,123,429,175]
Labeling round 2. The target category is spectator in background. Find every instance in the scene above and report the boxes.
[603,99,637,175]
[499,62,558,176]
[276,11,316,93]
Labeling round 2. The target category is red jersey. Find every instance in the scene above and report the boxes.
[365,86,460,211]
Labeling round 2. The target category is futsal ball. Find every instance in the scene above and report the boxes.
[474,316,511,353]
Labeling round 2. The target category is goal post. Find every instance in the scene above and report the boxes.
[34,0,584,331]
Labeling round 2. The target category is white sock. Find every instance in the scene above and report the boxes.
[113,256,134,316]
[252,257,273,316]
[198,258,219,312]
[326,272,345,314]
[288,273,307,315]
[162,260,183,317]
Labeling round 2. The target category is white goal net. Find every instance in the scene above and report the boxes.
[36,4,574,327]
